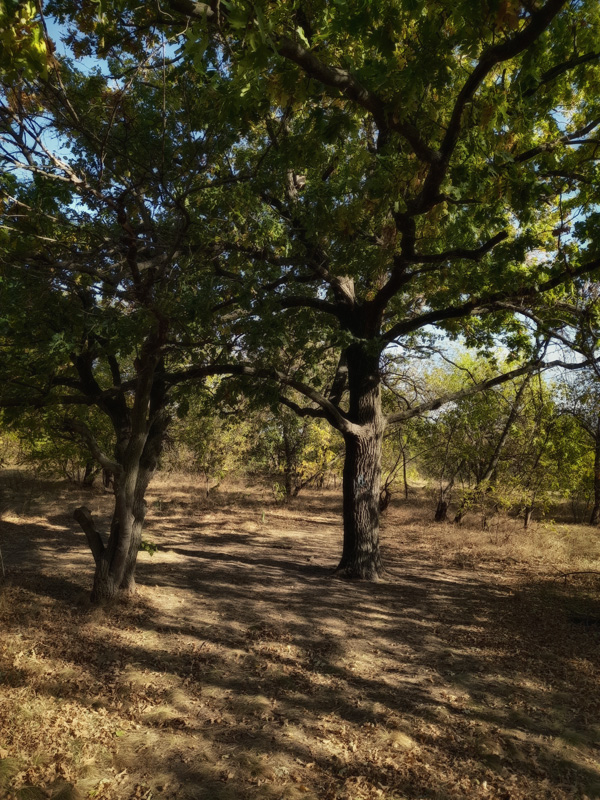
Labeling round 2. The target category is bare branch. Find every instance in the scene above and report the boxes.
[386,355,593,426]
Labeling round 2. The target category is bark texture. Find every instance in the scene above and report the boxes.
[337,344,384,580]
[73,340,170,604]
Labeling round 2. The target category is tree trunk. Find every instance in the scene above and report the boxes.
[89,484,137,603]
[77,410,168,604]
[283,430,295,499]
[82,460,97,486]
[69,327,170,604]
[435,500,448,522]
[402,442,409,500]
[88,472,154,602]
[336,344,384,580]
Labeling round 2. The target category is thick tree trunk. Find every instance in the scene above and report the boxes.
[336,344,384,580]
[338,429,383,578]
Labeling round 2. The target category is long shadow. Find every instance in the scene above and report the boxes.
[6,554,600,798]
[1,477,600,798]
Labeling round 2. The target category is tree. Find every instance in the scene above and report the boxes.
[159,0,600,577]
[0,38,253,601]
[11,0,600,580]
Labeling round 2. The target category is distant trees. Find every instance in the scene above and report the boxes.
[559,369,600,524]
[408,359,596,526]
[244,407,342,499]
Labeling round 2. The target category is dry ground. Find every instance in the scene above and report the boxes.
[1,471,600,800]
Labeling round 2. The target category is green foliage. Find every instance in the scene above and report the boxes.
[139,539,157,556]
[413,357,596,520]
[48,0,600,379]
[2,407,111,484]
[166,387,251,487]
[245,406,342,497]
[0,1,48,81]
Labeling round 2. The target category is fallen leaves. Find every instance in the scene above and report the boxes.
[1,479,599,800]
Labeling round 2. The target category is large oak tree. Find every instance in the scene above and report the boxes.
[158,0,600,577]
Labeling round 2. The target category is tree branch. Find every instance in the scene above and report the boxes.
[73,507,106,566]
[382,255,600,343]
[164,0,435,161]
[523,50,600,97]
[416,0,568,211]
[162,363,356,434]
[279,395,326,419]
[513,117,600,165]
[276,39,435,162]
[386,355,593,426]
[407,230,509,264]
[64,419,123,475]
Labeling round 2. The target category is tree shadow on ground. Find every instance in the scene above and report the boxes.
[1,475,599,799]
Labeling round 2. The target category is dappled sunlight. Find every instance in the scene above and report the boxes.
[1,473,600,799]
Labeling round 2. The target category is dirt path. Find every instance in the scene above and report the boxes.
[1,472,600,799]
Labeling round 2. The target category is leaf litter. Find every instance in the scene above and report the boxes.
[0,472,599,799]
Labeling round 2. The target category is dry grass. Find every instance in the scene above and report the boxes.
[0,471,599,800]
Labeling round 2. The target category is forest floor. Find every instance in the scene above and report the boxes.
[1,471,600,800]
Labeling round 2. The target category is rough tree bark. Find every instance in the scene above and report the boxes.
[72,338,170,604]
[336,344,384,580]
